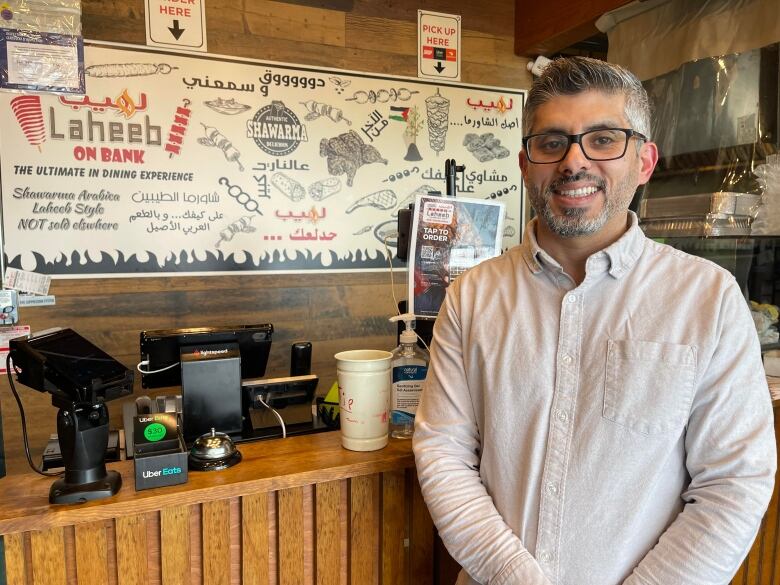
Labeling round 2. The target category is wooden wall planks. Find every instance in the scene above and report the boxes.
[4,533,26,585]
[277,487,305,585]
[245,0,347,46]
[348,474,378,585]
[381,470,406,585]
[115,515,148,585]
[2,470,432,585]
[242,492,270,585]
[75,521,110,585]
[160,505,191,585]
[514,0,628,56]
[202,500,232,584]
[29,527,67,585]
[315,480,341,585]
[0,0,531,476]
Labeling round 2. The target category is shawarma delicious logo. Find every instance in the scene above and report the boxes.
[247,100,308,156]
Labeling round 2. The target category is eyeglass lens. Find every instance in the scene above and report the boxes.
[528,129,629,163]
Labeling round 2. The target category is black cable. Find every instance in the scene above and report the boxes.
[5,352,61,477]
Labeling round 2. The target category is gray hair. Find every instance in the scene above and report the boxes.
[523,57,652,139]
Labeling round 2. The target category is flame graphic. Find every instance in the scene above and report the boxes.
[496,96,508,114]
[114,89,137,118]
[308,206,322,224]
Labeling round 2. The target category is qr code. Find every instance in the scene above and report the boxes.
[421,245,436,260]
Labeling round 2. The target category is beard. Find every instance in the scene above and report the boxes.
[527,169,637,238]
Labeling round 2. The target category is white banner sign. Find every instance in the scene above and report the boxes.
[418,10,461,81]
[0,42,524,277]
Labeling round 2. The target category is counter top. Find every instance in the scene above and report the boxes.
[2,397,776,535]
[0,431,415,535]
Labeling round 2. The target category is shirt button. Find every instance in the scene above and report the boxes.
[562,354,573,365]
[546,482,558,495]
[567,294,577,304]
[556,409,568,423]
[539,551,553,563]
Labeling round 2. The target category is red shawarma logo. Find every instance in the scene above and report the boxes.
[10,95,46,151]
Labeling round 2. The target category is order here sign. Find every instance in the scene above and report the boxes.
[146,0,207,52]
[418,10,461,81]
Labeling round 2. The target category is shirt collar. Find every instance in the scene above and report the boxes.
[520,211,646,279]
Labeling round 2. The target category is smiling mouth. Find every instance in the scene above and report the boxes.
[554,186,601,198]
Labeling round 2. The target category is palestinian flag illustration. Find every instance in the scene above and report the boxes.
[390,106,410,122]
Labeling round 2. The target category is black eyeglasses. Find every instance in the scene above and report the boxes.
[522,128,647,164]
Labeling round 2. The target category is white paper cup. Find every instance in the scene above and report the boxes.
[334,349,393,451]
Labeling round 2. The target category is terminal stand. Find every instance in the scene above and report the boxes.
[50,400,121,504]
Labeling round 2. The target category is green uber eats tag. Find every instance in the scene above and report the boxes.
[144,422,167,442]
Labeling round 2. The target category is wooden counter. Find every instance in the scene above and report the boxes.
[2,403,778,585]
[0,432,432,585]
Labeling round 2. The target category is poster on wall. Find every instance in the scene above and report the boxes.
[408,194,504,318]
[0,41,525,277]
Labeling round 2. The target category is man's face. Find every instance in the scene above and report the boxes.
[519,90,657,239]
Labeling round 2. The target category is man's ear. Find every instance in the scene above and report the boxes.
[519,149,529,175]
[637,141,659,185]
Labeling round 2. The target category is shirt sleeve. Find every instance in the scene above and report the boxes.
[413,285,553,585]
[624,281,777,585]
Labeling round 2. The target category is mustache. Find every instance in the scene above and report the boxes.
[549,172,606,191]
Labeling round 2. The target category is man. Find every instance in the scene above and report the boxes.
[413,56,776,585]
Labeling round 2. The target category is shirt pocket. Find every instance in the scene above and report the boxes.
[603,339,697,436]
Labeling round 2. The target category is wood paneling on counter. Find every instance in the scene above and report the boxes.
[0,433,431,585]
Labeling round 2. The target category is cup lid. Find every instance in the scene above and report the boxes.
[334,349,393,362]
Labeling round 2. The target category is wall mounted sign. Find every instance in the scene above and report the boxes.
[0,41,524,277]
[145,0,207,52]
[0,29,84,93]
[418,10,461,81]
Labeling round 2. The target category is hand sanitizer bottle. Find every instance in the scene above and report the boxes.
[388,313,429,439]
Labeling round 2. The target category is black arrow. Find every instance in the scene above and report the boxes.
[434,61,445,73]
[168,20,185,40]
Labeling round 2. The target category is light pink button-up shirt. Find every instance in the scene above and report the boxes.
[413,212,776,585]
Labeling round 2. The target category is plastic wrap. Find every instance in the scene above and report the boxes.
[752,153,780,235]
[606,0,780,82]
[627,35,780,328]
[0,0,83,94]
[0,0,81,35]
[638,43,779,237]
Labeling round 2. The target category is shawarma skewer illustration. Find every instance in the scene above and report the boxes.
[85,63,176,77]
[216,215,256,247]
[300,100,351,125]
[197,124,244,171]
[345,88,419,104]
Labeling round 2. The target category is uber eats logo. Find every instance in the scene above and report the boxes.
[142,467,182,478]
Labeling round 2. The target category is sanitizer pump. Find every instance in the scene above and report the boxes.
[388,313,429,439]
